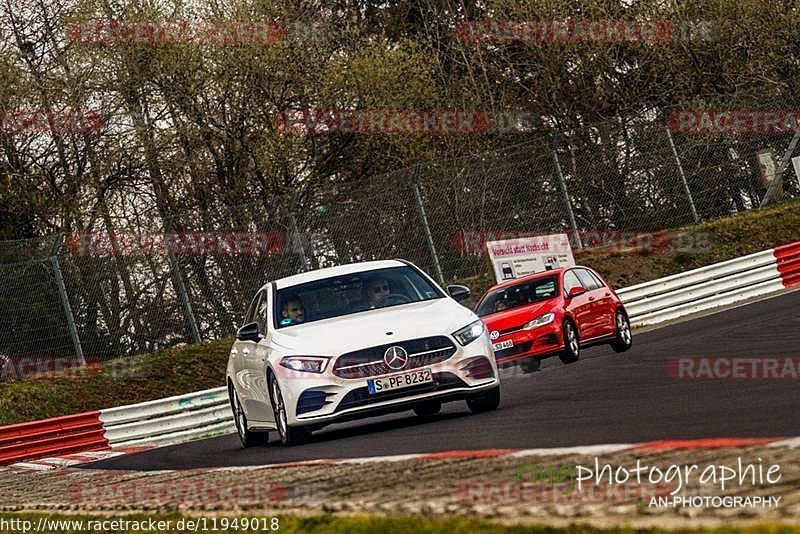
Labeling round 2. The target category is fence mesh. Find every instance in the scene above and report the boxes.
[2,100,799,378]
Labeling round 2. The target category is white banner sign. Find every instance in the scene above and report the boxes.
[485,233,575,283]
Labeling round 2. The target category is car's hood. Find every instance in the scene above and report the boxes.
[270,298,477,355]
[480,301,556,331]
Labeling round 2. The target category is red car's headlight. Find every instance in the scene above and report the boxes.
[522,312,555,330]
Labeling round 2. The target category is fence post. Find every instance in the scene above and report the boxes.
[549,135,582,249]
[664,121,700,223]
[759,126,800,208]
[50,234,85,366]
[165,219,201,344]
[410,164,445,284]
[289,193,311,272]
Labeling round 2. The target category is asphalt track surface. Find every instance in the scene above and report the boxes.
[86,291,800,471]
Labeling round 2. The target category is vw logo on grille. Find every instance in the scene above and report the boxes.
[383,346,409,370]
[489,330,500,340]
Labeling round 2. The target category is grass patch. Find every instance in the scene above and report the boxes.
[0,513,796,533]
[454,198,800,299]
[0,338,232,426]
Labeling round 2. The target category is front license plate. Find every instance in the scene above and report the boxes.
[493,339,514,351]
[368,368,433,394]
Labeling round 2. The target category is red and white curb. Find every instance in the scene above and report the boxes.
[3,437,798,474]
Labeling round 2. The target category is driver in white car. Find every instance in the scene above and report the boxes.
[365,277,391,308]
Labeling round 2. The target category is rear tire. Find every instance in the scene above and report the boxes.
[610,309,633,353]
[520,358,541,374]
[466,386,500,413]
[413,400,442,417]
[559,319,580,364]
[269,374,310,446]
[232,390,268,448]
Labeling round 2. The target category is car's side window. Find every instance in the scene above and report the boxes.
[575,269,601,290]
[584,269,605,288]
[563,270,583,296]
[244,291,260,325]
[255,290,270,334]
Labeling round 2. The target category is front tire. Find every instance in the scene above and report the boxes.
[269,374,309,446]
[413,399,442,417]
[466,386,500,413]
[232,390,268,448]
[610,309,633,352]
[559,319,580,364]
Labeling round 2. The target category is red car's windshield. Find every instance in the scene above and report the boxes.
[475,276,559,317]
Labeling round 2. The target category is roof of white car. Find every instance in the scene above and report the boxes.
[271,259,408,290]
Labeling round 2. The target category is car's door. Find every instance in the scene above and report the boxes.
[233,289,271,421]
[246,288,275,423]
[574,268,607,338]
[563,269,595,339]
[581,268,617,336]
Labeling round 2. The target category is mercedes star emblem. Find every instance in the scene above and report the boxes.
[383,346,409,370]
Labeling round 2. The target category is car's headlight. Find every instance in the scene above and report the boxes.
[523,313,555,330]
[280,356,330,373]
[452,320,486,346]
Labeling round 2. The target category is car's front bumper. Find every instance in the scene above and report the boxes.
[277,335,499,427]
[492,323,564,365]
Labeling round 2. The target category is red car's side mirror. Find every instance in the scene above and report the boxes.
[567,286,586,299]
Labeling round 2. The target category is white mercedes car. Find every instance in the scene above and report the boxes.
[227,259,500,446]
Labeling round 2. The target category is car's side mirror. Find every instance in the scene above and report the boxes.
[236,322,261,342]
[447,284,471,302]
[567,286,587,299]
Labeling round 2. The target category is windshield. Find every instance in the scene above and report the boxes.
[273,265,444,328]
[475,276,559,317]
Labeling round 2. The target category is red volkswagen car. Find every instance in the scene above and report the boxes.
[474,266,632,370]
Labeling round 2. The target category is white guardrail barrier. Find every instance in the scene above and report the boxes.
[618,241,798,326]
[100,386,234,449]
[94,242,798,450]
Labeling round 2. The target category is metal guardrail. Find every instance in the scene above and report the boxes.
[618,243,799,326]
[100,387,234,448]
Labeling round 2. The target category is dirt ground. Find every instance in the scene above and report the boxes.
[1,443,798,529]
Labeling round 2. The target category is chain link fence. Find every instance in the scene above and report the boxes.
[2,101,799,378]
